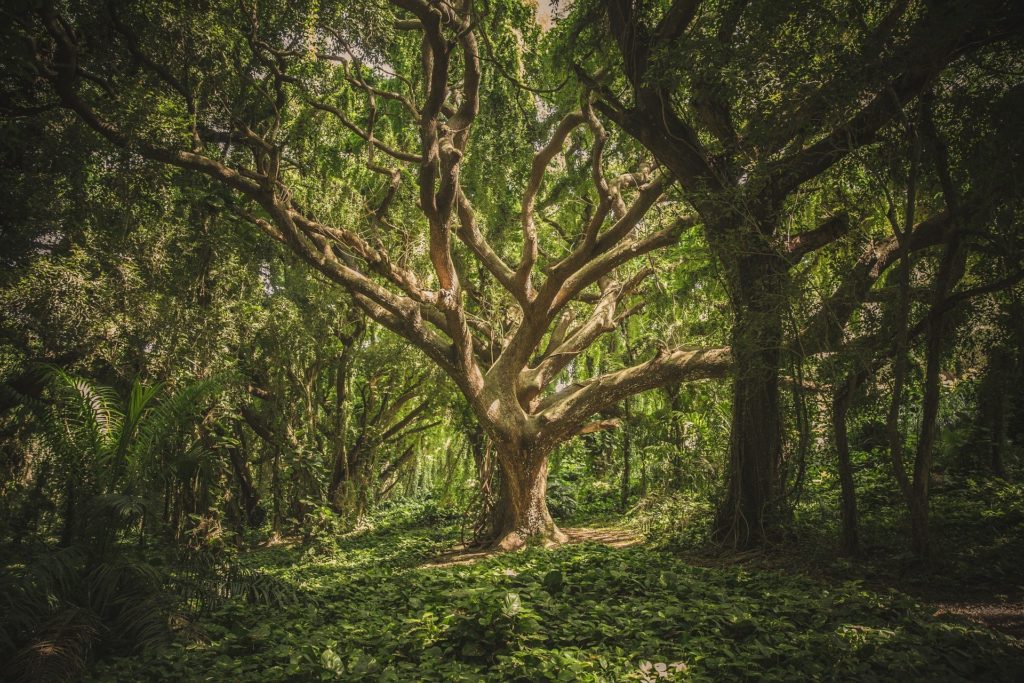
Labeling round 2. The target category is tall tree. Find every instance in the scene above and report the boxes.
[11,0,738,547]
[570,0,1023,546]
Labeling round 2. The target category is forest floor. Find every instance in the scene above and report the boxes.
[667,475,1024,642]
[424,525,640,567]
[424,523,1024,639]
[85,491,1024,682]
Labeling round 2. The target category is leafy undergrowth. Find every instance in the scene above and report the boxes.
[86,523,1023,681]
[774,473,1024,604]
[629,472,1024,641]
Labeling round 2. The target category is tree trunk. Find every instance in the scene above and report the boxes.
[620,415,632,513]
[271,446,283,537]
[911,321,943,557]
[886,122,919,501]
[620,326,634,511]
[714,253,785,548]
[327,342,354,512]
[975,347,1012,478]
[832,374,860,556]
[991,386,1009,479]
[910,104,967,557]
[227,425,263,528]
[490,446,566,550]
[665,386,686,490]
[910,239,966,556]
[885,252,914,503]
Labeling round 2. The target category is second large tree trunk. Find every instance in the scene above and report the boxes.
[713,252,786,549]
[490,447,566,550]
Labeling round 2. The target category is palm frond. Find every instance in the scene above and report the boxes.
[129,375,228,486]
[42,367,122,466]
[112,379,163,473]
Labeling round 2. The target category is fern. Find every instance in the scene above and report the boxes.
[5,606,99,683]
[169,549,300,617]
[0,546,172,682]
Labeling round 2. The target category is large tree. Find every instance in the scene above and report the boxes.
[570,0,1024,546]
[9,0,741,548]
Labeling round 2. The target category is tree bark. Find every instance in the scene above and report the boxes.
[832,374,861,556]
[620,399,632,513]
[910,107,967,557]
[226,430,263,528]
[490,445,566,550]
[713,252,786,548]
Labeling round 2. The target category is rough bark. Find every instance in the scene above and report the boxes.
[490,446,566,550]
[23,0,764,551]
[713,251,786,549]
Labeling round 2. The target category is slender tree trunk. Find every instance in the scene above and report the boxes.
[490,445,566,550]
[886,120,919,501]
[271,446,283,537]
[620,400,632,513]
[911,315,945,557]
[910,102,967,557]
[620,326,634,512]
[714,252,786,548]
[832,373,860,556]
[991,387,1009,479]
[227,425,263,527]
[975,347,1012,477]
[785,338,811,506]
[666,386,686,490]
[328,342,354,511]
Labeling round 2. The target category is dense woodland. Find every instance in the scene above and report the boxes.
[2,0,1024,680]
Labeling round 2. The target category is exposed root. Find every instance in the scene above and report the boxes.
[491,525,569,551]
[423,525,637,567]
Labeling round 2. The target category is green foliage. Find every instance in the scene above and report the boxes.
[0,547,169,683]
[544,478,578,520]
[83,517,1022,682]
[631,491,715,548]
[2,1,1024,680]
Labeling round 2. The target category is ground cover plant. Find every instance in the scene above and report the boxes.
[84,500,1024,682]
[2,0,1024,680]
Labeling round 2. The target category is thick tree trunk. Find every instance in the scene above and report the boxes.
[714,253,785,548]
[490,446,566,550]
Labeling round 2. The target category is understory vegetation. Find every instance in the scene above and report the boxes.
[84,482,1024,682]
[3,0,1024,680]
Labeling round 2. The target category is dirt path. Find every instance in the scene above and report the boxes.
[422,526,640,567]
[931,601,1024,640]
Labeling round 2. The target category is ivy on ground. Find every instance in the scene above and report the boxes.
[87,520,1023,682]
